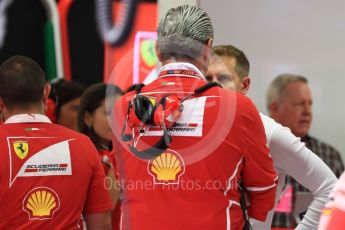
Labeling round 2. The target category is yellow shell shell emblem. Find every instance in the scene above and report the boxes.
[149,151,185,184]
[322,207,334,216]
[23,187,60,219]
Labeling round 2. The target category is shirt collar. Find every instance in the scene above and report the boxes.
[5,114,52,124]
[159,62,206,81]
[301,134,311,143]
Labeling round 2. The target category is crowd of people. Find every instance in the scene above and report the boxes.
[0,4,344,230]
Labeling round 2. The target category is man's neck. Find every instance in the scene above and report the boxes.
[4,105,45,121]
[161,59,206,75]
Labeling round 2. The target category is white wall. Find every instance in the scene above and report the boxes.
[158,0,197,19]
[199,0,345,161]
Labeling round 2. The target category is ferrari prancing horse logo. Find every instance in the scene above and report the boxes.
[13,141,29,159]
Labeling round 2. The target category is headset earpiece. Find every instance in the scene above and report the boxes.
[122,81,221,160]
[153,95,182,128]
[129,94,182,128]
[129,95,155,127]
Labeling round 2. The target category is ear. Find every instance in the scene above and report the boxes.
[43,83,51,105]
[0,97,8,122]
[240,77,251,94]
[268,101,279,117]
[154,41,163,63]
[204,38,213,60]
[206,38,213,49]
[0,97,5,115]
[83,111,94,128]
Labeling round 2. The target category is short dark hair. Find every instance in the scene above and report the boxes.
[49,79,85,117]
[212,45,250,80]
[77,83,123,149]
[0,55,46,109]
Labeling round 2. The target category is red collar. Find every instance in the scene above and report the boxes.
[159,69,201,78]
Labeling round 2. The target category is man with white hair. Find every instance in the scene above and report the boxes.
[267,74,343,228]
[111,5,277,230]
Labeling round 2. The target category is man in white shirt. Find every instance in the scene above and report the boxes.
[206,44,337,230]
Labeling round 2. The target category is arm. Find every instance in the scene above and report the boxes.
[239,98,278,221]
[269,125,337,230]
[106,165,121,206]
[83,142,113,229]
[84,211,112,230]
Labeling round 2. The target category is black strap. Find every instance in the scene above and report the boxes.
[128,130,171,159]
[194,82,222,94]
[239,182,252,230]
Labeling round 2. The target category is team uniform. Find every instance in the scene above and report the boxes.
[318,172,345,230]
[111,63,277,230]
[98,148,122,230]
[98,148,116,175]
[0,114,113,229]
[250,114,337,230]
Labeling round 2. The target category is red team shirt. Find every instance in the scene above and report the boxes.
[0,114,113,229]
[111,63,278,230]
[98,149,121,230]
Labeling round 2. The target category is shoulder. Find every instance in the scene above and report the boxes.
[51,124,87,138]
[50,124,95,148]
[259,113,294,145]
[260,113,279,132]
[259,113,277,144]
[235,93,259,113]
[231,94,262,124]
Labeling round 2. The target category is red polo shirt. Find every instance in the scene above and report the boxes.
[111,63,277,230]
[0,114,112,229]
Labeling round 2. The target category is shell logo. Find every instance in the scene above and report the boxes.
[148,150,185,184]
[23,187,60,220]
[322,207,334,216]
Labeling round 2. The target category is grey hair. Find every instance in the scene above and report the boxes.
[266,73,308,110]
[157,5,214,60]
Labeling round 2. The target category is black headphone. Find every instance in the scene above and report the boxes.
[121,82,222,160]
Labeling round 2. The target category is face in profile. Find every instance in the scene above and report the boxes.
[270,82,313,138]
[86,101,113,145]
[206,56,242,92]
[57,97,81,131]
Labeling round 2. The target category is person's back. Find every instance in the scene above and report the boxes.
[112,67,277,229]
[110,5,277,229]
[0,115,111,229]
[0,55,112,229]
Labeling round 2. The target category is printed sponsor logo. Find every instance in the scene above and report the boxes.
[23,187,60,220]
[13,141,29,159]
[145,96,206,137]
[24,164,69,173]
[8,138,73,187]
[149,123,198,132]
[148,149,185,184]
